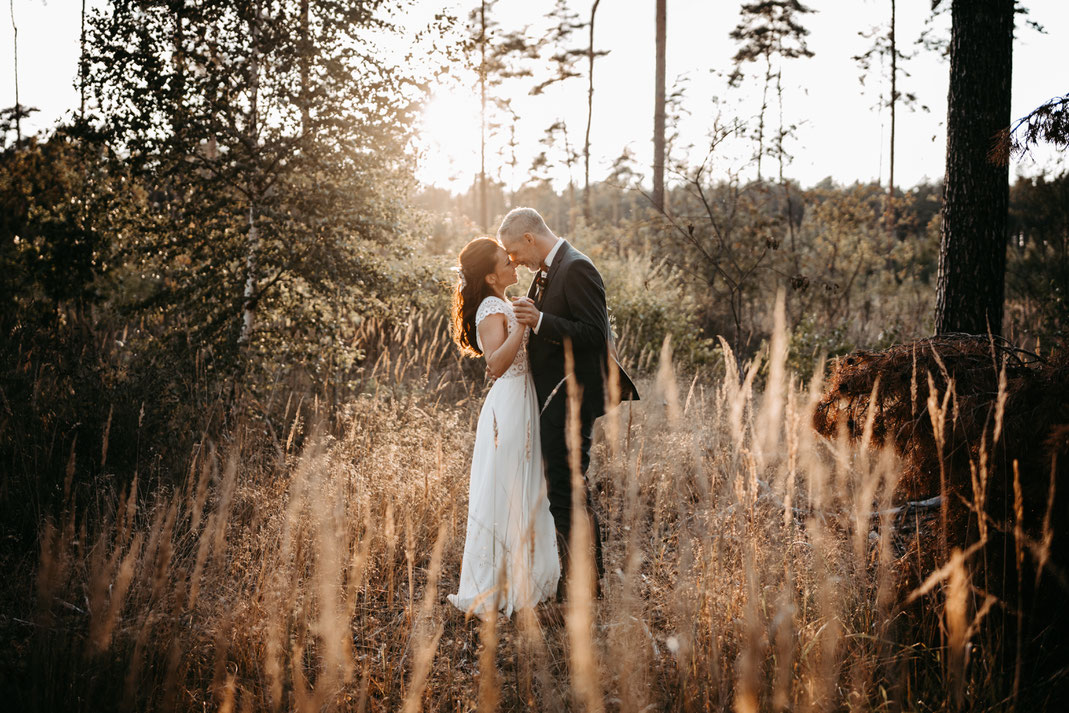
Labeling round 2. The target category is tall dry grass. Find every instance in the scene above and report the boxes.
[10,298,1056,711]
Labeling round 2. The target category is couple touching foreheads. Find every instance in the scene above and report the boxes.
[446,206,639,618]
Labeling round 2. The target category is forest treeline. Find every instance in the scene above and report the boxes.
[3,115,1068,520]
[418,168,1069,353]
[1,0,1067,560]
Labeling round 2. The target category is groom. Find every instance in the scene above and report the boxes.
[498,207,638,599]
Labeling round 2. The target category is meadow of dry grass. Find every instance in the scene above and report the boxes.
[6,301,1061,712]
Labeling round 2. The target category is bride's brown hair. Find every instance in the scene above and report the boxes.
[451,237,504,357]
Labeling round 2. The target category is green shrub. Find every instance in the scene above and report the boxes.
[583,242,719,373]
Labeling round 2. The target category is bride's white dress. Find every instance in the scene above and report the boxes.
[447,296,560,618]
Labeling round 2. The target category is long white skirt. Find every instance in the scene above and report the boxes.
[447,372,560,618]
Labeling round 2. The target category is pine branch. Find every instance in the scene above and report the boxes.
[990,93,1069,165]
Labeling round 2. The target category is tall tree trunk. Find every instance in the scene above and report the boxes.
[756,50,773,183]
[582,0,601,223]
[886,0,897,232]
[775,67,798,271]
[478,1,489,231]
[299,0,310,132]
[9,0,19,144]
[652,0,666,212]
[172,3,185,136]
[507,120,518,200]
[241,0,262,345]
[564,126,576,233]
[80,0,87,121]
[934,0,1013,336]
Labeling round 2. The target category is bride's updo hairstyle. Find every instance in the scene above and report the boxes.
[451,237,502,357]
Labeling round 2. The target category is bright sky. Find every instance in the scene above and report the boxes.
[4,0,1067,193]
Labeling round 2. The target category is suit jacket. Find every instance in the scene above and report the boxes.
[526,240,639,418]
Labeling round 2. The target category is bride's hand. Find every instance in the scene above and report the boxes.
[511,297,540,328]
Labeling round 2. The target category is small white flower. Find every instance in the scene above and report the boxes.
[450,265,466,289]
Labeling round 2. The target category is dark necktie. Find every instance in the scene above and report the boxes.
[534,264,549,304]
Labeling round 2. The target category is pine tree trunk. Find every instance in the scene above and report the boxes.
[756,51,772,183]
[886,0,896,232]
[582,0,601,223]
[10,0,20,144]
[564,127,576,233]
[652,0,666,213]
[79,0,87,121]
[775,68,798,271]
[934,0,1013,336]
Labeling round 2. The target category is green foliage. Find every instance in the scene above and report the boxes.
[727,0,815,177]
[1007,171,1069,344]
[434,172,951,370]
[0,126,134,318]
[729,0,815,70]
[651,161,789,356]
[85,0,421,387]
[785,311,852,377]
[0,2,439,537]
[1000,93,1069,163]
[787,183,937,345]
[578,232,719,371]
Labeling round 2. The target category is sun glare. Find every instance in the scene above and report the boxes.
[415,86,483,192]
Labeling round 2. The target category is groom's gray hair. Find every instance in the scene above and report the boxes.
[497,207,553,242]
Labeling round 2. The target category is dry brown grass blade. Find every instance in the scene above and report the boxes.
[563,339,604,713]
[656,334,680,425]
[759,290,788,464]
[400,523,448,713]
[23,316,1067,711]
[733,549,763,713]
[476,600,500,713]
[945,548,969,709]
[101,403,113,469]
[905,540,986,605]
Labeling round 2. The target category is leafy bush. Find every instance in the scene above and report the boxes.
[581,240,719,372]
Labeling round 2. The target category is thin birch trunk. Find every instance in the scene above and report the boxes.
[300,0,310,133]
[564,125,576,233]
[582,0,601,222]
[172,3,185,135]
[241,0,263,345]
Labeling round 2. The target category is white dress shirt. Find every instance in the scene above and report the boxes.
[534,237,565,334]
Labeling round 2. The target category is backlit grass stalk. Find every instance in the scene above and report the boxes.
[17,308,1017,711]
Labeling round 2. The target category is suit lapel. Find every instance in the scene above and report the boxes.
[540,240,569,306]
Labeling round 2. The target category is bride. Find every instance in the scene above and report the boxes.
[446,237,560,618]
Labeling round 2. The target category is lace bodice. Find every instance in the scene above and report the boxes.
[475,296,529,379]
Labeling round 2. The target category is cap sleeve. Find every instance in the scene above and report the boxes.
[475,296,509,327]
[475,297,511,352]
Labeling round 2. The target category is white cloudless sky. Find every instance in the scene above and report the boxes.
[3,0,1066,192]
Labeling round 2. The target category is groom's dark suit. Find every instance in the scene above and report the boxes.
[526,240,638,594]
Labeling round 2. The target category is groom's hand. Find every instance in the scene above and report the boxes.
[511,297,540,329]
